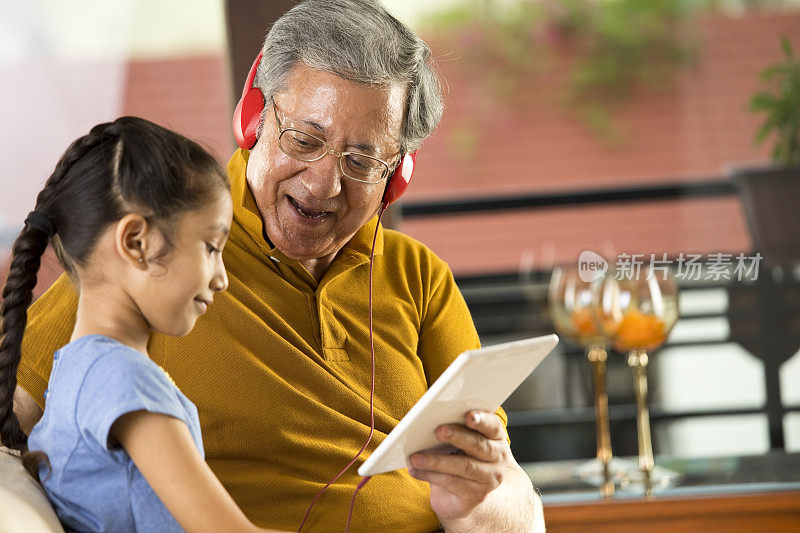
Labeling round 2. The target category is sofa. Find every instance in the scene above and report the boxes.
[0,447,63,532]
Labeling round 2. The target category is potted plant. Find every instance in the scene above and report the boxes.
[732,35,800,267]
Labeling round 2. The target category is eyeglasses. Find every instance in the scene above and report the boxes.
[272,99,393,184]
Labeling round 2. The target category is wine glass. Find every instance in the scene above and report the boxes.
[548,266,616,497]
[595,265,679,497]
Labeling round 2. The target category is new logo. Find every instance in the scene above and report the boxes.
[578,251,608,283]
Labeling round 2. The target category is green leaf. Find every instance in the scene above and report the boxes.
[753,119,775,145]
[781,35,794,60]
[749,92,778,111]
[759,63,796,81]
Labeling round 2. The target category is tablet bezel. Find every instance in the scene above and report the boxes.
[358,334,559,477]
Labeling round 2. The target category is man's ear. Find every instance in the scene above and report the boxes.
[114,214,150,269]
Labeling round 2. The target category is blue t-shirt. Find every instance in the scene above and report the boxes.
[27,335,204,532]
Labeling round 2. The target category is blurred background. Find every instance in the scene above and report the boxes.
[2,0,799,505]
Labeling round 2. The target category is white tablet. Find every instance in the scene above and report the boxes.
[358,334,559,477]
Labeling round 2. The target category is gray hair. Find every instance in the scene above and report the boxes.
[254,0,444,155]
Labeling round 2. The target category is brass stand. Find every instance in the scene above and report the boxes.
[588,345,614,497]
[627,349,654,498]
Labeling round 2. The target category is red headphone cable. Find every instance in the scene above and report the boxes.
[345,475,372,532]
[297,206,385,532]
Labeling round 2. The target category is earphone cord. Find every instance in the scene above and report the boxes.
[345,475,372,532]
[297,206,385,532]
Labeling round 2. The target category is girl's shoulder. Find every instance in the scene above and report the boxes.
[52,335,174,404]
[57,335,152,373]
[62,335,194,451]
[53,335,144,360]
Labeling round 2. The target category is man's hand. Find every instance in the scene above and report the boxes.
[408,410,540,532]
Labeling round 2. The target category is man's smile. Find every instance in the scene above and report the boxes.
[287,195,333,220]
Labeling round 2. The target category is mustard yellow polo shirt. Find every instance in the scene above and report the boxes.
[18,149,507,532]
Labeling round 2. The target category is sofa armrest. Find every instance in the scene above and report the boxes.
[0,447,64,533]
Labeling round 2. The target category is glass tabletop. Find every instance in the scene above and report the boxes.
[523,452,800,504]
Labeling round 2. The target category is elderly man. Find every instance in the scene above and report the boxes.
[12,1,543,531]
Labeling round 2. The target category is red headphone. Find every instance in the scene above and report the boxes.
[233,52,415,208]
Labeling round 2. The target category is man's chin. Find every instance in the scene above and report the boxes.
[272,237,337,264]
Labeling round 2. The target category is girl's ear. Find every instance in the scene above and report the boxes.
[114,214,150,269]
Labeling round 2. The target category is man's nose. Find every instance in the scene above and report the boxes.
[301,151,342,199]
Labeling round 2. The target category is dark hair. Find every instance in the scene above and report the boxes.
[0,116,229,479]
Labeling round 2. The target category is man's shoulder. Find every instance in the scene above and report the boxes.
[381,228,449,272]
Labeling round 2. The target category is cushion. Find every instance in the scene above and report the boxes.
[0,447,63,532]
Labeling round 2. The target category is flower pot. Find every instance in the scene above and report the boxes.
[731,165,800,267]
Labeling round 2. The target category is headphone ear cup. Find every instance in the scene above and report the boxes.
[233,87,265,150]
[382,152,416,208]
[232,52,265,150]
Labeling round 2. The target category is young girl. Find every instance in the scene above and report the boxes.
[0,117,282,532]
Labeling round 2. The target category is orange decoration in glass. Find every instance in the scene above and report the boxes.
[613,309,667,352]
[571,308,599,338]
